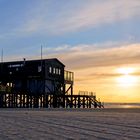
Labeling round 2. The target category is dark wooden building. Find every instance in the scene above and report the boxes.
[0,58,103,108]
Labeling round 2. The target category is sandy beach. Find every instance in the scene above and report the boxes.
[0,108,140,140]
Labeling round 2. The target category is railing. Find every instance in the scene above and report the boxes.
[64,70,74,83]
[78,91,96,96]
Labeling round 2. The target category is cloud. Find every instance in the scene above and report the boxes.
[44,42,140,70]
[0,0,139,39]
[43,0,140,34]
[10,0,140,36]
[4,42,140,71]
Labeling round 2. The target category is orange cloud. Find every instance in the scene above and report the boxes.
[45,43,140,70]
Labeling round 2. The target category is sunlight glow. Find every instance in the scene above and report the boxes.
[116,67,138,87]
[116,75,137,87]
[117,67,135,75]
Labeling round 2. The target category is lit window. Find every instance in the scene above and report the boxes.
[53,68,56,74]
[38,66,42,72]
[59,69,61,75]
[7,83,10,86]
[56,68,58,74]
[49,67,52,73]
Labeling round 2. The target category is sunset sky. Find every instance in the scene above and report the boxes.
[0,0,140,103]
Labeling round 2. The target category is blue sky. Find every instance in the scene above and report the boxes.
[0,0,140,59]
[0,0,140,102]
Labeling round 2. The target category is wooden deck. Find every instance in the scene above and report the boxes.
[0,92,103,108]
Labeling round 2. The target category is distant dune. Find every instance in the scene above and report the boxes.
[0,108,140,140]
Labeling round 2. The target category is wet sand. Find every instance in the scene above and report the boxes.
[0,108,140,140]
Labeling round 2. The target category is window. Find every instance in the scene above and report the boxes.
[38,66,42,72]
[58,69,61,75]
[49,67,52,73]
[53,68,56,74]
[56,68,58,74]
[49,67,61,75]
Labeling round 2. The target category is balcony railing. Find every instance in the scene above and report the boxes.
[64,70,74,83]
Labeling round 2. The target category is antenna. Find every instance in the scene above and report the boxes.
[41,45,43,60]
[1,49,3,74]
[1,48,3,63]
[41,45,43,72]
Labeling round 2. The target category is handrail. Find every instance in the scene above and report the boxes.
[64,70,74,82]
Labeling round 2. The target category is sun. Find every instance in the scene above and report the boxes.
[117,67,134,75]
[116,67,137,87]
